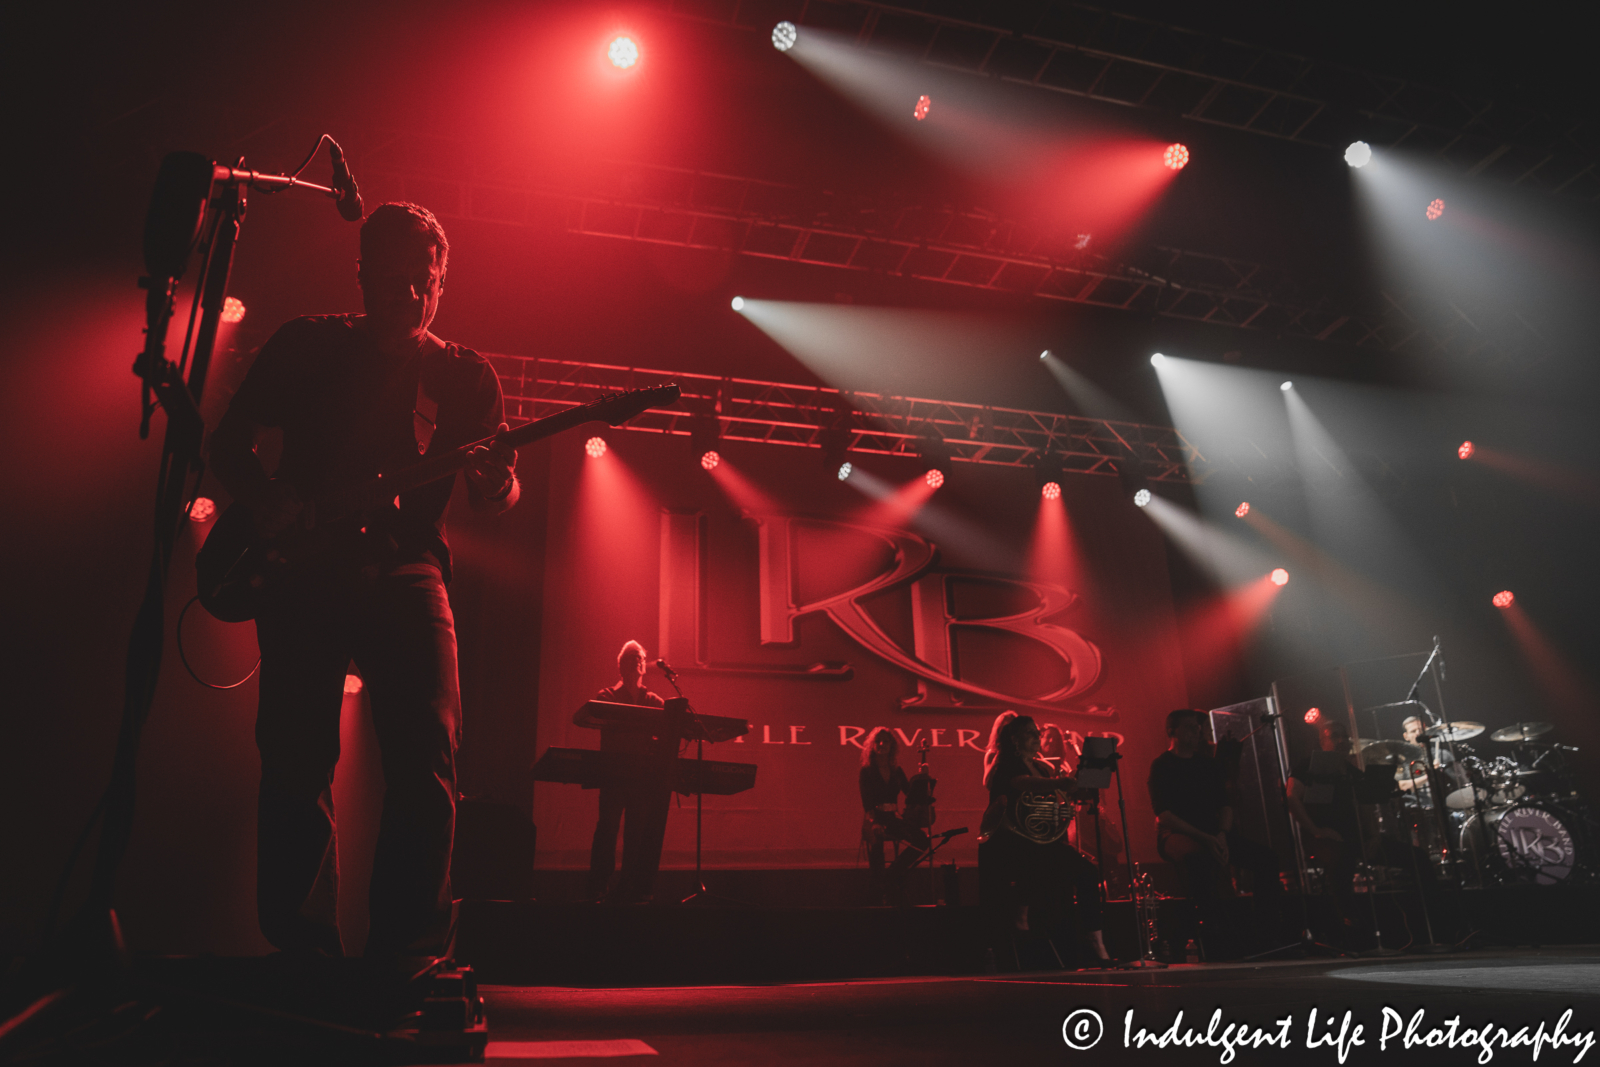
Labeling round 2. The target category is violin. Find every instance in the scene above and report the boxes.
[904,737,937,829]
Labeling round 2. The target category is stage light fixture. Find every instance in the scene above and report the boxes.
[186,496,216,522]
[1493,590,1514,608]
[585,436,607,459]
[914,95,931,121]
[1163,144,1189,170]
[1280,381,1293,392]
[1042,481,1061,501]
[700,450,721,471]
[772,21,797,51]
[221,296,246,324]
[916,432,952,491]
[1150,352,1165,367]
[608,36,639,69]
[343,674,364,695]
[1133,488,1151,508]
[1458,440,1474,460]
[837,461,853,481]
[1235,501,1250,518]
[1304,707,1321,724]
[1074,233,1092,250]
[731,296,745,311]
[1270,568,1289,586]
[1426,198,1445,221]
[1039,350,1050,361]
[1344,141,1372,168]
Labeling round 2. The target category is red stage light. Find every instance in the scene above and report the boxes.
[343,673,364,694]
[220,297,246,324]
[914,95,931,121]
[700,450,720,471]
[1426,198,1445,221]
[186,496,216,522]
[1270,568,1289,586]
[925,469,945,489]
[585,436,607,459]
[1458,441,1474,460]
[1235,501,1250,518]
[1304,707,1321,725]
[1041,481,1061,501]
[608,36,639,69]
[1493,590,1514,608]
[1163,144,1189,170]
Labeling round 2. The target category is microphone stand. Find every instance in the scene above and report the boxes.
[12,148,352,1043]
[1104,743,1166,969]
[655,665,740,906]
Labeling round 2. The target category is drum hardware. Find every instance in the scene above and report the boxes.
[1489,722,1555,743]
[1358,738,1424,765]
[1426,721,1486,742]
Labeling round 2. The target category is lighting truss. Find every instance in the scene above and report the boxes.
[489,355,1204,482]
[361,147,1542,366]
[668,0,1597,199]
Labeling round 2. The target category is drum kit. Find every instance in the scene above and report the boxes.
[1357,721,1590,886]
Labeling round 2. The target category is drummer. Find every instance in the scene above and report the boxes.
[1395,715,1457,799]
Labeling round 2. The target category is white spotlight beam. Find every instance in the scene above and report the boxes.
[681,5,1596,198]
[362,137,1540,366]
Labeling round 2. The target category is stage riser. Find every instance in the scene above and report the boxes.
[460,884,1600,986]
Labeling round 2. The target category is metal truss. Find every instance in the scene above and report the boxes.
[663,0,1598,199]
[363,146,1541,366]
[490,355,1204,482]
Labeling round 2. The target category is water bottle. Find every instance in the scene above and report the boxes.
[1184,938,1199,964]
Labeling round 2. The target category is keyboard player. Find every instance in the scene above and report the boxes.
[576,640,677,904]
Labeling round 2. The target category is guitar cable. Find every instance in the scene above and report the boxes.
[176,594,261,689]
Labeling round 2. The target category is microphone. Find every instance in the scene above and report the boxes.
[655,658,677,680]
[328,140,363,222]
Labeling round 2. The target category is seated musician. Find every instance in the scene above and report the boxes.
[575,640,675,904]
[1148,710,1284,943]
[1395,715,1459,798]
[858,728,931,904]
[981,714,1109,961]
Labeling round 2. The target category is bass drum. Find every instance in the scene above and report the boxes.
[1459,803,1581,885]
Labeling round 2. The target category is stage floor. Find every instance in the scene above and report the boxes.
[480,948,1600,1066]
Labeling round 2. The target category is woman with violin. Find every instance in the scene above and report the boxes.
[859,727,931,904]
[980,714,1110,962]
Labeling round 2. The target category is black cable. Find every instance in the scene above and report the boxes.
[283,133,334,184]
[176,596,259,690]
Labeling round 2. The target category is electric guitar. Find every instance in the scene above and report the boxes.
[196,384,679,622]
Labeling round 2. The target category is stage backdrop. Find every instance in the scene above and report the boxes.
[532,429,1190,870]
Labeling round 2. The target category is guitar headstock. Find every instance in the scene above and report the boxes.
[592,384,681,427]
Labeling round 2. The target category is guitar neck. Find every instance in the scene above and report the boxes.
[320,384,678,521]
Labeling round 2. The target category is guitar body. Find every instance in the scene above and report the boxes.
[195,383,681,623]
[193,502,331,620]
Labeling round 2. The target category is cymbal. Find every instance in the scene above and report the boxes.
[1359,738,1424,764]
[1425,721,1485,742]
[1490,722,1554,743]
[1446,785,1489,811]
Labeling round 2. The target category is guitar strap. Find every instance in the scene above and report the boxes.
[412,346,446,455]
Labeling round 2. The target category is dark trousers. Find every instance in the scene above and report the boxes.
[981,833,1105,934]
[1158,830,1283,901]
[864,814,931,904]
[254,562,459,958]
[586,780,672,902]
